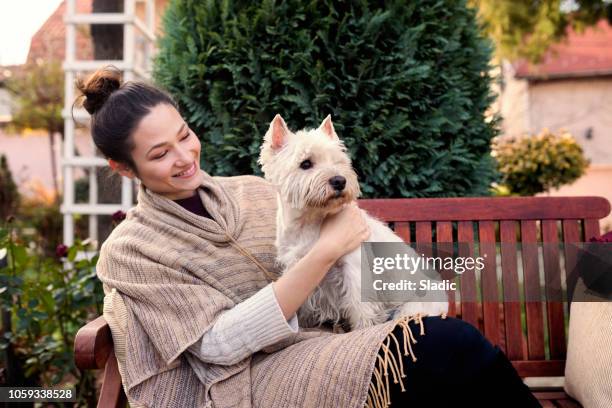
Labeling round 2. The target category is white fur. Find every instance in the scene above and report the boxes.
[259,114,448,330]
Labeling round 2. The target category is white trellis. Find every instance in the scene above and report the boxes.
[62,0,157,247]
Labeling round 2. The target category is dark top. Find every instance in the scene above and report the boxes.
[174,193,212,219]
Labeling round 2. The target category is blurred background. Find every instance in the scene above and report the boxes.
[0,0,611,405]
[1,0,611,249]
[0,0,612,249]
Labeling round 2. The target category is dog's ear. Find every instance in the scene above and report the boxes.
[318,114,338,140]
[265,114,290,150]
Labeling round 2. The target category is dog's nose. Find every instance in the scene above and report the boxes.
[329,176,346,191]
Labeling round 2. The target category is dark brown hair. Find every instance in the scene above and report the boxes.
[75,66,178,174]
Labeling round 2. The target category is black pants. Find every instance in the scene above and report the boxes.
[372,316,542,407]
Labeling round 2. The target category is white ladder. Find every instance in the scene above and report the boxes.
[62,0,157,247]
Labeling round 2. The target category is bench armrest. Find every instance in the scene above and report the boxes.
[74,316,113,370]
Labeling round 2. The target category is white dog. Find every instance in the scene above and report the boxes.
[259,114,448,330]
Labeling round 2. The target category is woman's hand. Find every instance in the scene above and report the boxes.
[315,201,371,264]
[272,202,370,320]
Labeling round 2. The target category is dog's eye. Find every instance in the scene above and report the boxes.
[299,159,313,170]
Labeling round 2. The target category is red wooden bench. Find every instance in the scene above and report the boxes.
[75,196,611,407]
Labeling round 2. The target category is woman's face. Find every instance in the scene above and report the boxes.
[116,103,202,200]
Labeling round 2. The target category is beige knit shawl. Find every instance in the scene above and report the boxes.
[96,170,422,408]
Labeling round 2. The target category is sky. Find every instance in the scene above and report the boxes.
[0,0,63,66]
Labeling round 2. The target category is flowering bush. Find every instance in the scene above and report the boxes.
[491,129,589,196]
[0,218,103,406]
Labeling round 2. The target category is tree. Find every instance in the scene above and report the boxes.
[154,0,499,198]
[469,0,612,62]
[8,60,64,202]
[0,154,20,220]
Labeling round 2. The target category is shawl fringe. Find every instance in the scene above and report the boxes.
[365,312,447,408]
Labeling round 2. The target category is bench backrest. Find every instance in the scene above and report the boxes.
[358,196,610,377]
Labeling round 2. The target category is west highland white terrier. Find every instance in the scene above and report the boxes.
[258,114,448,331]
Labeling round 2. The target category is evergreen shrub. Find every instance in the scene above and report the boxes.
[154,0,498,197]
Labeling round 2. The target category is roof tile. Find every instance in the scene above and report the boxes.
[515,20,612,80]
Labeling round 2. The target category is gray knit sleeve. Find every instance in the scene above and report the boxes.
[186,283,299,365]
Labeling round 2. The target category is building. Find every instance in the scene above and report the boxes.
[26,0,93,64]
[0,67,17,125]
[499,20,612,231]
[1,0,170,246]
[0,0,96,201]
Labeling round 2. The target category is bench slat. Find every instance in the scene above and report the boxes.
[500,221,525,360]
[562,220,581,304]
[521,220,546,360]
[542,220,567,360]
[534,391,574,400]
[435,221,453,243]
[583,218,600,241]
[514,360,565,377]
[535,390,582,407]
[358,196,610,222]
[556,399,583,408]
[394,221,411,243]
[458,221,479,329]
[415,221,432,244]
[478,221,502,348]
[436,221,456,318]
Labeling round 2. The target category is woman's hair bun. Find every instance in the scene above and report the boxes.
[76,66,122,115]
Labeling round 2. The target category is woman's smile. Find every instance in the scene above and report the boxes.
[173,162,197,178]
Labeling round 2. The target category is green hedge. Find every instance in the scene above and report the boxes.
[154,0,499,197]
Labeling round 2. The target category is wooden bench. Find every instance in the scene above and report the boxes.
[75,196,611,407]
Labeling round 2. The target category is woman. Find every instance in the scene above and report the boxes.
[79,67,540,408]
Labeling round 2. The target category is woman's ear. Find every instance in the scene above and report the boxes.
[108,159,136,179]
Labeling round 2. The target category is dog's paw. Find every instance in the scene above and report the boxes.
[350,316,381,331]
[348,309,388,331]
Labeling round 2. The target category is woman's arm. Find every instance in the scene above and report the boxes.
[187,243,340,366]
[188,202,369,365]
[187,282,298,365]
